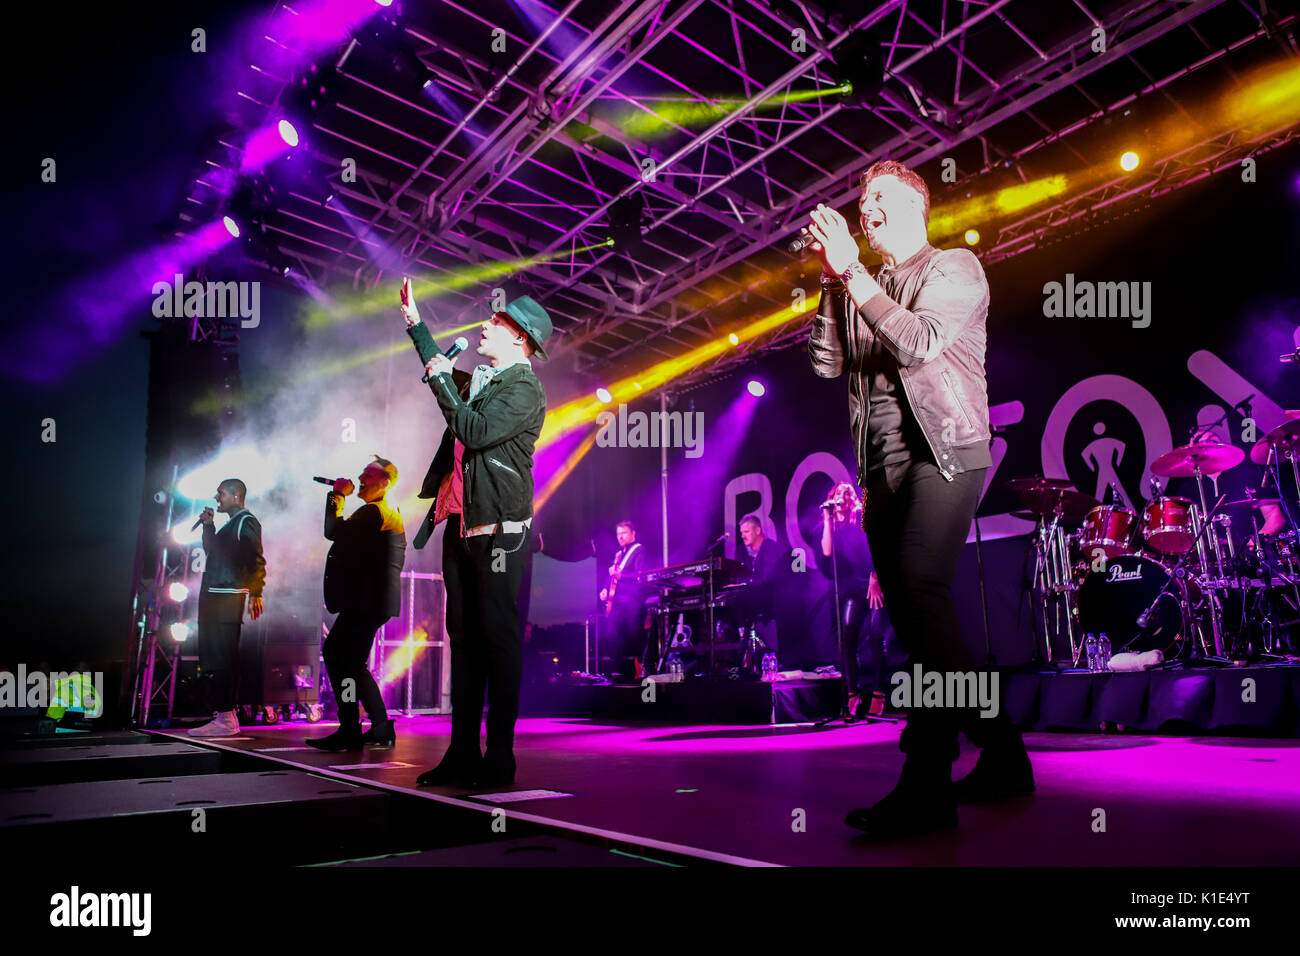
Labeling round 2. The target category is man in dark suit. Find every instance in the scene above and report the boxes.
[600,519,647,679]
[399,278,552,789]
[190,478,265,737]
[308,456,407,751]
[739,513,783,653]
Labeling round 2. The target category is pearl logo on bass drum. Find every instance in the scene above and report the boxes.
[1107,564,1143,583]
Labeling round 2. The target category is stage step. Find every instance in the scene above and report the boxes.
[1,770,392,865]
[319,835,666,867]
[0,741,222,786]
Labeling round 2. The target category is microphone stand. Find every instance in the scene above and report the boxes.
[816,507,898,728]
[1132,492,1231,664]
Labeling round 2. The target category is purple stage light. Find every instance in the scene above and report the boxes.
[747,380,765,397]
[223,215,240,238]
[2,218,238,384]
[240,123,294,174]
[278,119,300,147]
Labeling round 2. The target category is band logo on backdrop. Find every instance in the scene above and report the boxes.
[721,346,1288,549]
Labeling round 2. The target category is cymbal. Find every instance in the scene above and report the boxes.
[1150,442,1245,477]
[1006,476,1073,493]
[1250,419,1300,464]
[1221,495,1281,511]
[1017,488,1098,521]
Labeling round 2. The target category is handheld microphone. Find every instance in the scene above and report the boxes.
[819,500,837,510]
[190,509,212,532]
[788,232,816,254]
[421,336,470,383]
[312,476,335,486]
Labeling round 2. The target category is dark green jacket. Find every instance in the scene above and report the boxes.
[408,323,547,548]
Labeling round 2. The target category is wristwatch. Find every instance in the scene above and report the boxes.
[840,260,869,284]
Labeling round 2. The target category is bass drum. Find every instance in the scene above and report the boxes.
[1077,554,1186,655]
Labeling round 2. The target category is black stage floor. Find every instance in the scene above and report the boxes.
[149,713,1300,867]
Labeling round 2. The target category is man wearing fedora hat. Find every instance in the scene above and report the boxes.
[399,278,552,789]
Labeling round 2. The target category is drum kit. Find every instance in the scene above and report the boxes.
[1015,423,1300,667]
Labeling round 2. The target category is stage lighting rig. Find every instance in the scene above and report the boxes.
[357,8,430,92]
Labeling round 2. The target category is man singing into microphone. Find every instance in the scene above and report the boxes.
[400,279,551,788]
[804,160,1031,839]
[308,457,407,751]
[190,479,265,737]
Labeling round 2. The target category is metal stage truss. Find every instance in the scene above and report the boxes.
[182,0,1298,391]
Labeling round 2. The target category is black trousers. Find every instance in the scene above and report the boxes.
[840,597,905,698]
[322,610,391,730]
[864,459,1016,764]
[442,514,529,762]
[198,592,246,712]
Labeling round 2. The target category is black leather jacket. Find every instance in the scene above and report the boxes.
[808,243,992,484]
[408,323,546,546]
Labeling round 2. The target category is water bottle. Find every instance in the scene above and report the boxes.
[667,651,682,682]
[761,652,777,682]
[1097,633,1111,671]
[1085,633,1099,672]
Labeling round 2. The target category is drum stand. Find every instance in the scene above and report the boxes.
[1031,507,1081,665]
[1187,462,1228,657]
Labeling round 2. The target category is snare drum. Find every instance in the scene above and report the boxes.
[1142,497,1196,555]
[1079,505,1136,560]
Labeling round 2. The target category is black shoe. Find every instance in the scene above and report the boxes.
[472,752,516,789]
[305,727,364,751]
[361,719,396,749]
[845,761,957,841]
[416,753,481,787]
[953,739,1036,803]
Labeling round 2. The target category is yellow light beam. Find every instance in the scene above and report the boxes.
[539,292,820,448]
[535,428,601,514]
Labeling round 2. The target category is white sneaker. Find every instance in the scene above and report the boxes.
[189,710,240,737]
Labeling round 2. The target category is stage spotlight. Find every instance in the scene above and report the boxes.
[833,30,885,106]
[728,333,740,345]
[608,194,646,256]
[747,380,765,397]
[595,387,613,404]
[223,216,240,238]
[964,229,980,245]
[168,582,190,603]
[169,622,191,642]
[172,523,201,545]
[1120,151,1140,171]
[278,119,300,147]
[374,0,394,5]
